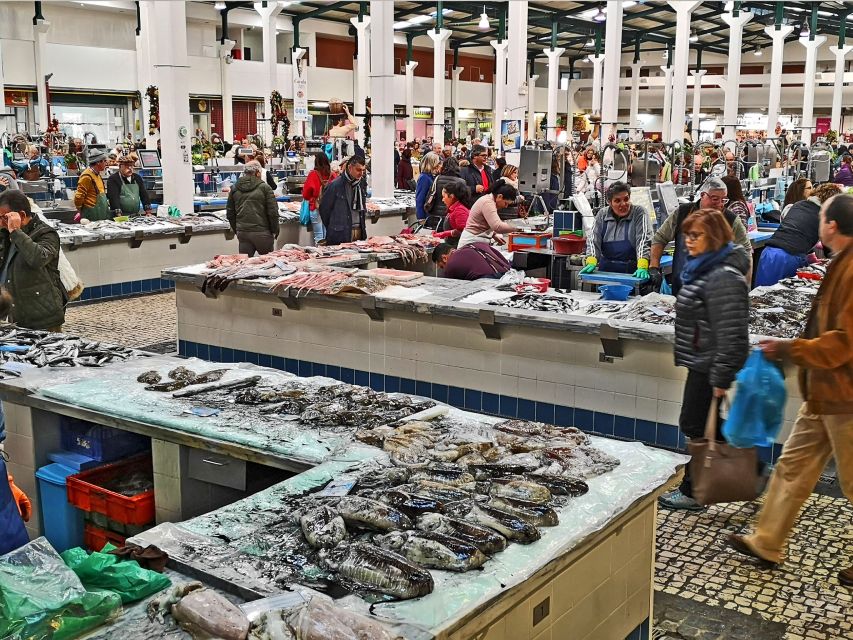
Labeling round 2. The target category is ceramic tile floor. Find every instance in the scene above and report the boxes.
[64,294,852,640]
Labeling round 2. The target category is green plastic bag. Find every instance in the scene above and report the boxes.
[0,537,122,640]
[61,543,171,604]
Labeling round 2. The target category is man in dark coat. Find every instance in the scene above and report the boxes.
[226,161,280,257]
[463,144,492,200]
[319,156,368,245]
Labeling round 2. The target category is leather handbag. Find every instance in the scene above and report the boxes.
[687,397,760,506]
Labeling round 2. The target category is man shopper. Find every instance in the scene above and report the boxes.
[432,241,511,280]
[728,194,853,586]
[320,156,369,245]
[463,144,492,199]
[106,155,152,216]
[226,161,279,257]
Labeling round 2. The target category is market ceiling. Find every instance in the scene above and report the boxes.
[213,1,852,60]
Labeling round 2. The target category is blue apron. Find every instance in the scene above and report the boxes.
[754,246,807,287]
[0,457,28,555]
[599,219,637,273]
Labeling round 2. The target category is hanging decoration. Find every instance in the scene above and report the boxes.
[269,90,290,144]
[363,97,372,149]
[146,85,160,136]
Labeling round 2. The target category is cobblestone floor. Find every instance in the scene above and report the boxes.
[65,293,852,640]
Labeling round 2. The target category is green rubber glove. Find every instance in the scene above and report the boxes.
[633,268,650,280]
[580,264,597,275]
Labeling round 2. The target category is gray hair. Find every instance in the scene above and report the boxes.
[699,176,727,195]
[243,160,262,176]
[420,152,442,175]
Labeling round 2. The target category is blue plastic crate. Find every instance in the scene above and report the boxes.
[60,417,150,462]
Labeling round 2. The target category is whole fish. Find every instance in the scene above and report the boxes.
[416,513,507,555]
[330,496,412,531]
[374,530,487,572]
[146,379,190,392]
[411,465,475,488]
[322,543,434,600]
[381,490,445,518]
[300,505,347,549]
[468,504,541,544]
[468,462,539,480]
[489,478,552,505]
[488,496,559,527]
[137,370,162,385]
[524,473,589,497]
[192,368,228,384]
[168,366,197,381]
[408,480,473,503]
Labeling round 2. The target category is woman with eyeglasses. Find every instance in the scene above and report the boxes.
[659,208,751,511]
[457,181,520,249]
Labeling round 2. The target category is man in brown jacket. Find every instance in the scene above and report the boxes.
[728,194,853,586]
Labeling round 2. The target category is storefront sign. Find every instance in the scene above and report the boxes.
[189,98,208,113]
[293,66,309,122]
[500,119,522,152]
[5,92,28,107]
[815,117,832,135]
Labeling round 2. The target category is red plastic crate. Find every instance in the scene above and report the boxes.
[67,454,155,526]
[84,522,126,552]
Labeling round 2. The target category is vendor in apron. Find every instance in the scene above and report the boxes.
[580,181,653,278]
[73,151,111,221]
[106,155,152,217]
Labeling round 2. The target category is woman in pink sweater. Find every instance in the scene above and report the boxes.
[457,181,519,248]
[433,180,471,242]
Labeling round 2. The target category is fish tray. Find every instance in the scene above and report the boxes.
[552,236,586,255]
[67,454,155,526]
[507,232,551,253]
[60,416,150,462]
[83,522,126,552]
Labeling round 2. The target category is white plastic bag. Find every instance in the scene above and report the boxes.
[58,249,84,301]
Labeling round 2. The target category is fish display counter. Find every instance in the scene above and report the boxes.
[165,259,818,467]
[0,345,684,640]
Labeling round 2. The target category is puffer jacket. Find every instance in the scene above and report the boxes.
[225,175,279,236]
[674,246,751,389]
[0,217,65,330]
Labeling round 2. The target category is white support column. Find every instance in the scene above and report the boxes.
[135,1,156,147]
[800,34,827,144]
[255,1,282,144]
[33,18,50,131]
[369,0,395,199]
[667,1,702,142]
[218,39,236,142]
[721,10,753,141]
[601,0,624,140]
[691,69,706,141]
[350,16,371,149]
[764,24,794,138]
[0,40,6,136]
[505,1,529,126]
[629,62,642,136]
[591,54,605,116]
[829,44,853,134]
[544,47,565,142]
[427,28,451,142]
[661,65,673,142]
[148,0,193,214]
[527,74,539,140]
[491,40,508,144]
[405,60,418,142]
[451,66,463,140]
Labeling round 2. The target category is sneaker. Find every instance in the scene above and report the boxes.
[839,567,853,587]
[658,489,705,511]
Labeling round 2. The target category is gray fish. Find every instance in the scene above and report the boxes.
[416,512,507,555]
[411,465,475,488]
[488,496,559,527]
[468,462,539,480]
[407,480,473,503]
[524,473,589,497]
[468,504,541,544]
[489,478,552,504]
[374,530,487,572]
[381,490,445,518]
[322,542,434,600]
[330,496,412,532]
[300,505,347,549]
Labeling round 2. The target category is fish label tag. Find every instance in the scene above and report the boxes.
[757,307,785,314]
[647,306,670,317]
[318,475,358,496]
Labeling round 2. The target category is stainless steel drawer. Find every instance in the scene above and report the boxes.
[187,449,246,490]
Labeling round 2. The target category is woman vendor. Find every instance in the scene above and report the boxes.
[581,181,653,278]
[457,181,520,249]
[106,155,152,216]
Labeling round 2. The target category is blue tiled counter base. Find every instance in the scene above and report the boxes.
[626,618,650,640]
[178,340,784,464]
[73,278,175,303]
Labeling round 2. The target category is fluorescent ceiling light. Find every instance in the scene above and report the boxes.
[410,14,431,24]
[580,1,634,20]
[689,31,698,43]
[279,1,297,7]
[312,101,329,107]
[394,21,411,29]
[214,1,226,9]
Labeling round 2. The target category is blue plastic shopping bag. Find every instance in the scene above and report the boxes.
[299,199,311,226]
[723,349,786,448]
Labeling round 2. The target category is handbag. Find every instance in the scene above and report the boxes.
[299,199,311,226]
[687,396,759,506]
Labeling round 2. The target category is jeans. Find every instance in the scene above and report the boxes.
[310,209,325,245]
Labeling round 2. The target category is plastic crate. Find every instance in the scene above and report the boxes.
[84,522,126,553]
[60,417,149,462]
[66,454,155,526]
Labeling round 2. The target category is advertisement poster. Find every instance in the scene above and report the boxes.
[293,65,309,122]
[815,117,831,136]
[500,119,522,152]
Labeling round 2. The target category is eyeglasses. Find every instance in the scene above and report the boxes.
[703,195,729,204]
[684,232,705,242]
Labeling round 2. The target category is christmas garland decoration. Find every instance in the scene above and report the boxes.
[270,90,290,144]
[363,97,372,148]
[146,85,160,136]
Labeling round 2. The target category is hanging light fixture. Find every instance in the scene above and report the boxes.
[689,30,698,43]
[754,47,763,56]
[214,1,226,9]
[592,4,606,23]
[478,5,489,30]
[800,20,810,38]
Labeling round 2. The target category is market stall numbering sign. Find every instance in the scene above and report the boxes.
[293,66,309,122]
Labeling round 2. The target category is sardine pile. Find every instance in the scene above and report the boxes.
[0,326,140,376]
[487,293,581,314]
[749,286,813,338]
[609,297,676,325]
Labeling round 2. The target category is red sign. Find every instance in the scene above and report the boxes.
[5,91,28,107]
[815,117,832,135]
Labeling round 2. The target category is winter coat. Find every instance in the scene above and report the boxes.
[767,197,821,256]
[427,174,469,218]
[414,173,433,220]
[397,158,414,190]
[319,173,368,246]
[226,175,280,236]
[833,163,853,186]
[674,246,751,389]
[0,217,65,330]
[463,163,492,199]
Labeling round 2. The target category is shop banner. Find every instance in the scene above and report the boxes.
[815,117,831,136]
[293,65,309,122]
[500,119,522,152]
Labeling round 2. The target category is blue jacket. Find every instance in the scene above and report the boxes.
[415,173,433,220]
[319,173,367,246]
[0,458,28,555]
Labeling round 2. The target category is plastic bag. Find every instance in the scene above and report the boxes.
[299,199,311,226]
[58,249,84,301]
[723,349,786,448]
[61,542,171,604]
[0,537,122,640]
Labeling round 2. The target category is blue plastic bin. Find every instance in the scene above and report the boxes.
[49,450,99,471]
[600,284,633,301]
[60,417,149,462]
[35,463,84,552]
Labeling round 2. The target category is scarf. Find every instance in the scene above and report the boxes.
[347,175,365,211]
[680,242,734,286]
